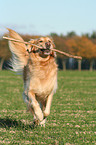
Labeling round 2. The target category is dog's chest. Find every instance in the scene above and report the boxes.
[27,58,57,98]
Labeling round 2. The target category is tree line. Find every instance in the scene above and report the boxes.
[0,31,96,71]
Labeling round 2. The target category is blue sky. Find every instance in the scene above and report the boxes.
[0,0,96,36]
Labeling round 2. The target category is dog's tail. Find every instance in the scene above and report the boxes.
[7,28,29,72]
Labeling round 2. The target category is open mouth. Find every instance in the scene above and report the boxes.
[39,48,51,55]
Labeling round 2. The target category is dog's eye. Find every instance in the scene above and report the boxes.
[48,40,51,43]
[39,40,43,43]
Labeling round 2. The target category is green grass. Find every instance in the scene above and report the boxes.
[0,70,96,144]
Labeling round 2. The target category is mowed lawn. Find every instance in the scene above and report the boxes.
[0,70,96,144]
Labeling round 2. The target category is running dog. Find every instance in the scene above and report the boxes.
[8,29,57,127]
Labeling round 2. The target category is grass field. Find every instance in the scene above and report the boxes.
[0,70,96,144]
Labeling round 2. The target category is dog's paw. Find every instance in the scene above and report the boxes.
[40,118,46,127]
[32,118,46,127]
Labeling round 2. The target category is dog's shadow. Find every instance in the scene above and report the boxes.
[0,117,35,130]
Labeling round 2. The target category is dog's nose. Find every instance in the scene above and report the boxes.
[45,42,51,49]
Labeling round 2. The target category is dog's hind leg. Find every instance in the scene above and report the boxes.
[43,92,53,118]
[28,91,44,123]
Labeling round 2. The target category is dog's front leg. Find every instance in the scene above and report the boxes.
[43,92,53,118]
[28,91,44,123]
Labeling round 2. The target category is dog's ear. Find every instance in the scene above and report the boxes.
[48,36,55,48]
[27,39,38,52]
[52,41,55,48]
[29,39,38,44]
[7,28,28,57]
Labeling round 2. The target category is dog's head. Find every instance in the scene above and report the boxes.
[28,37,55,58]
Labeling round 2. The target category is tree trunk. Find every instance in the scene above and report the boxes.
[0,58,4,70]
[62,59,66,71]
[78,59,81,71]
[90,60,94,71]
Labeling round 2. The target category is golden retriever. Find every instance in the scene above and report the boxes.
[8,29,57,127]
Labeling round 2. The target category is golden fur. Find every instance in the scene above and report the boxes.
[8,29,57,127]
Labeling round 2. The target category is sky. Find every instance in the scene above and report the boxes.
[0,0,96,36]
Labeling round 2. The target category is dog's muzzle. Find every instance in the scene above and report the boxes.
[39,48,51,55]
[45,42,51,49]
[39,42,51,55]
